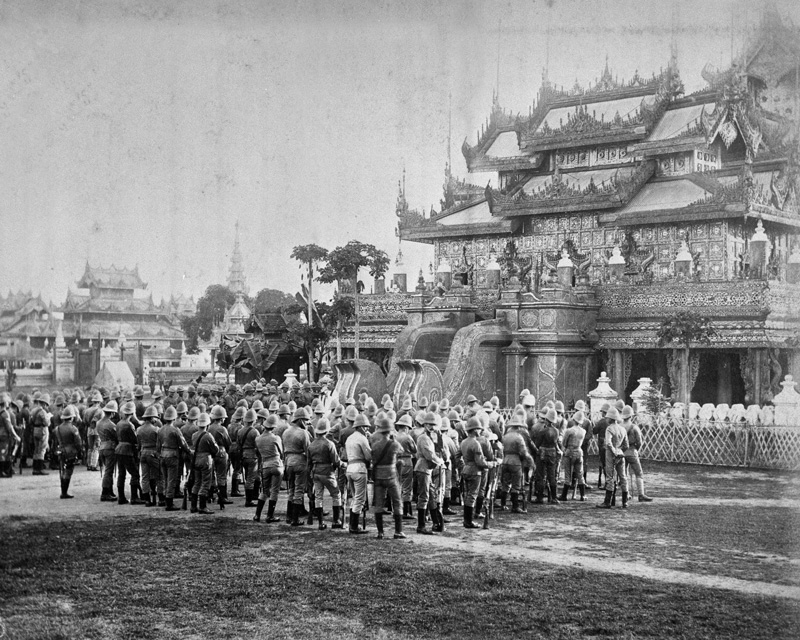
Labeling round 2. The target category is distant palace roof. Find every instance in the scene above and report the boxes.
[76,263,147,290]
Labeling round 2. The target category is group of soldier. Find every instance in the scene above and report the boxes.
[0,378,653,538]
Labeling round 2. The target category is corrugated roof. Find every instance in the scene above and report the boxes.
[648,104,706,141]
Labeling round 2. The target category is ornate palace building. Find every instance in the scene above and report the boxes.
[389,11,800,408]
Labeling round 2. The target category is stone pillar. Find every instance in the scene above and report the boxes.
[630,377,652,415]
[503,341,528,409]
[588,371,618,419]
[773,375,800,426]
[612,350,625,400]
[753,349,763,406]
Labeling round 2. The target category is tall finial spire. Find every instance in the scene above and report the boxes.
[447,92,452,175]
[544,1,552,84]
[669,0,679,71]
[227,220,248,299]
[495,16,501,101]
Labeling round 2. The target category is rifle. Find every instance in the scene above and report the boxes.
[482,465,496,529]
[527,465,534,503]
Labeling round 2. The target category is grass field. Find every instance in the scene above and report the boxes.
[1,460,799,639]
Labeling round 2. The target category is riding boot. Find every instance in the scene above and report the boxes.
[253,499,265,522]
[416,508,433,534]
[393,514,406,539]
[610,491,617,507]
[60,478,74,499]
[402,501,414,520]
[622,491,629,509]
[596,490,613,509]
[244,489,256,508]
[230,476,242,497]
[190,494,198,513]
[375,513,384,539]
[158,492,166,507]
[511,492,526,513]
[266,500,280,523]
[307,496,316,525]
[579,485,586,501]
[560,485,570,502]
[463,506,479,528]
[218,485,226,510]
[144,489,154,507]
[451,486,462,506]
[431,508,445,533]
[165,497,179,511]
[118,488,128,505]
[550,486,560,505]
[638,478,653,502]
[332,505,343,529]
[498,490,507,511]
[291,503,302,526]
[473,495,484,519]
[198,496,213,514]
[285,501,294,524]
[534,488,544,504]
[442,497,456,516]
[130,485,143,505]
[349,511,367,534]
[317,507,327,530]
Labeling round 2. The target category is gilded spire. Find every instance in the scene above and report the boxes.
[227,220,249,298]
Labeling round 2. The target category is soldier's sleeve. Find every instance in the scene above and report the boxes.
[362,436,372,464]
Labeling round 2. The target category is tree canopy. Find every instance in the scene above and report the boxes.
[181,284,236,353]
[251,288,296,314]
[317,240,390,288]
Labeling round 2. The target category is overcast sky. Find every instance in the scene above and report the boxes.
[1,0,797,305]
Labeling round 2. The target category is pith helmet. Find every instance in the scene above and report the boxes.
[396,414,413,428]
[555,400,565,413]
[60,406,75,420]
[269,400,279,411]
[121,402,136,415]
[506,414,526,429]
[465,394,479,405]
[375,417,394,433]
[210,406,227,421]
[264,415,279,429]
[232,407,246,421]
[465,417,482,432]
[314,418,330,434]
[257,408,270,420]
[144,405,159,418]
[291,408,308,423]
[574,400,586,412]
[278,404,290,416]
[423,411,438,426]
[400,396,413,411]
[176,401,188,414]
[354,414,371,429]
[163,406,178,421]
[39,393,51,406]
[133,386,144,397]
[606,406,620,420]
[252,400,264,411]
[244,409,257,423]
[573,410,585,423]
[187,407,200,420]
[545,408,557,423]
[344,406,359,422]
[103,400,118,413]
[198,412,210,427]
[621,405,634,419]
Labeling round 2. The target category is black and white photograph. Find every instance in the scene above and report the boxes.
[1,0,799,638]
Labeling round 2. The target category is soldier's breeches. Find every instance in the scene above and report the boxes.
[398,462,413,502]
[346,470,368,513]
[192,461,213,496]
[259,467,283,502]
[213,452,228,486]
[462,474,481,507]
[563,451,585,487]
[33,434,48,461]
[624,452,643,479]
[431,469,446,506]
[604,450,628,492]
[444,466,453,492]
[500,464,523,494]
[116,454,139,490]
[476,470,489,499]
[313,472,341,506]
[414,471,434,512]
[140,451,160,490]
[160,457,180,499]
[241,457,258,490]
[99,450,116,489]
[372,477,400,514]
[285,462,307,504]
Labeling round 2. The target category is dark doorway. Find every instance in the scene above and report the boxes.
[690,351,745,405]
[624,351,671,402]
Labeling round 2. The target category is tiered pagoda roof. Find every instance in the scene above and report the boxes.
[76,263,147,290]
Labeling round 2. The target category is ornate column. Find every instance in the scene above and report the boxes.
[502,340,528,408]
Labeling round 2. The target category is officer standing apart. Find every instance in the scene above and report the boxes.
[344,414,372,534]
[55,405,83,499]
[369,417,405,540]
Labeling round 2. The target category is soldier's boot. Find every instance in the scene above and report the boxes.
[165,497,180,512]
[230,477,242,497]
[243,489,255,508]
[402,501,414,520]
[34,460,48,476]
[221,484,233,505]
[610,491,617,507]
[307,496,316,525]
[158,492,166,507]
[130,485,144,505]
[497,489,508,511]
[375,513,384,539]
[190,494,198,513]
[560,485,570,502]
[291,503,303,527]
[451,486,462,506]
[474,496,484,519]
[416,509,433,535]
[442,497,456,516]
[118,488,128,505]
[638,479,653,502]
[431,508,445,533]
[550,486,560,505]
[285,502,294,524]
[315,507,327,530]
[348,510,367,534]
[19,457,28,469]
[579,485,586,502]
[60,478,74,499]
[534,488,544,504]
[143,489,154,507]
[266,500,280,523]
[621,491,629,509]
[511,492,526,514]
[393,514,406,539]
[253,477,261,500]
[253,499,266,522]
[463,506,479,529]
[198,496,214,514]
[331,505,344,529]
[218,485,226,511]
[596,490,613,509]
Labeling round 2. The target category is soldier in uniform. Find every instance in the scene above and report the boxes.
[307,417,342,530]
[597,406,628,509]
[369,416,405,539]
[622,405,653,503]
[538,408,562,504]
[282,409,311,526]
[344,413,371,534]
[138,405,163,507]
[592,403,611,488]
[133,386,146,421]
[414,412,445,535]
[181,407,200,484]
[238,409,260,507]
[394,414,416,520]
[55,405,83,498]
[96,401,119,500]
[207,406,232,509]
[460,417,490,528]
[560,410,587,502]
[156,404,191,511]
[0,394,21,478]
[115,402,143,505]
[191,412,218,514]
[30,393,52,475]
[228,406,245,497]
[499,413,535,513]
[253,414,284,523]
[83,391,103,472]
